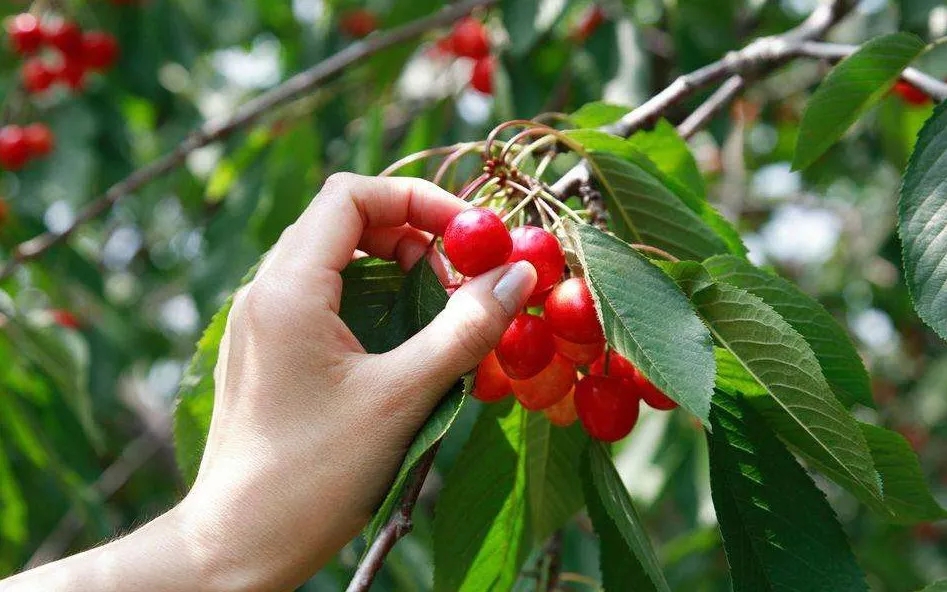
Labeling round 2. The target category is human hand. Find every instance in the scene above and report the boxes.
[179,173,537,590]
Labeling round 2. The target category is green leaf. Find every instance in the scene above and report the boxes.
[919,581,947,592]
[433,401,530,592]
[704,255,873,408]
[525,413,588,542]
[338,258,406,353]
[626,119,705,198]
[688,280,881,502]
[793,33,926,170]
[570,224,716,423]
[570,102,633,128]
[502,0,548,56]
[568,130,742,260]
[0,433,28,548]
[581,441,670,592]
[898,99,947,340]
[708,391,868,592]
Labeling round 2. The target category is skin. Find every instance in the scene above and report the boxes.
[0,173,537,592]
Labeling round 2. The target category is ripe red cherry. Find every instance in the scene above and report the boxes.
[470,56,494,94]
[554,335,605,365]
[50,309,80,329]
[496,313,555,380]
[0,126,30,171]
[443,207,512,277]
[526,286,551,308]
[473,351,512,403]
[544,388,578,427]
[82,31,119,70]
[575,375,640,442]
[570,6,606,43]
[451,17,489,59]
[544,277,604,344]
[44,20,83,55]
[53,57,87,91]
[508,226,565,295]
[22,58,55,93]
[24,123,54,158]
[511,354,575,410]
[339,9,378,39]
[6,14,43,55]
[893,80,930,106]
[589,350,636,380]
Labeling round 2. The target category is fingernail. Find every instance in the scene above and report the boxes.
[492,261,536,314]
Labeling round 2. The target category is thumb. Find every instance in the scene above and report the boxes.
[376,261,537,398]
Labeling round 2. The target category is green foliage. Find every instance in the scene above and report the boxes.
[581,442,670,592]
[626,120,706,198]
[569,224,716,423]
[433,401,530,592]
[793,33,926,170]
[703,255,873,408]
[709,390,867,592]
[570,102,633,128]
[525,413,587,543]
[899,100,947,340]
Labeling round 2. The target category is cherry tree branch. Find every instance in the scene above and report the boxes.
[677,76,747,140]
[346,443,441,592]
[0,0,495,281]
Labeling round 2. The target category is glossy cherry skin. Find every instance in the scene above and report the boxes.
[470,56,494,94]
[443,207,512,277]
[511,354,575,410]
[451,17,489,59]
[526,286,551,308]
[0,126,30,171]
[893,80,930,106]
[589,350,636,380]
[590,351,677,411]
[7,14,43,55]
[496,313,555,380]
[508,226,565,295]
[23,124,54,158]
[554,335,605,366]
[544,388,578,427]
[544,277,604,344]
[82,31,119,70]
[22,59,55,93]
[339,9,378,38]
[575,375,640,442]
[473,351,512,403]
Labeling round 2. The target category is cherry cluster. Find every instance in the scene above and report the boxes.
[6,14,119,94]
[442,207,678,443]
[436,17,495,95]
[0,124,54,171]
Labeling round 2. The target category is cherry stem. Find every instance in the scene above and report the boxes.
[630,244,680,263]
[380,142,480,177]
[433,143,484,186]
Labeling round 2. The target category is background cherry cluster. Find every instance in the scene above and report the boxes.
[1,12,119,171]
[441,207,678,443]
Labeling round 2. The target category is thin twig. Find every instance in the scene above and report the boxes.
[346,442,441,592]
[677,76,747,139]
[0,0,496,281]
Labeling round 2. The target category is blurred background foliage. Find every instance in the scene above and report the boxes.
[1,0,946,589]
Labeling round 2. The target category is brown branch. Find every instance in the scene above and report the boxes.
[345,441,441,592]
[0,0,495,281]
[541,531,564,591]
[677,76,747,139]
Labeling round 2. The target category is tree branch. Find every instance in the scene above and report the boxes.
[0,0,495,281]
[345,442,441,592]
[677,76,747,139]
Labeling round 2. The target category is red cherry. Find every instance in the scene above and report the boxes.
[633,369,676,411]
[473,351,512,403]
[339,9,378,39]
[554,335,605,366]
[470,56,494,95]
[451,17,489,59]
[81,31,119,70]
[893,80,930,106]
[22,58,55,93]
[570,6,606,44]
[50,309,80,329]
[526,286,551,308]
[0,126,30,171]
[44,20,83,55]
[508,226,565,295]
[544,388,578,427]
[511,354,575,410]
[589,350,636,380]
[544,277,604,344]
[443,207,512,277]
[53,57,86,91]
[23,123,54,158]
[6,14,43,55]
[434,35,455,55]
[496,313,555,380]
[575,375,640,442]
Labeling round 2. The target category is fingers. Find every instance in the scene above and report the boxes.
[357,225,434,272]
[364,261,537,407]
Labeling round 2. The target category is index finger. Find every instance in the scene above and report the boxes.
[266,173,467,287]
